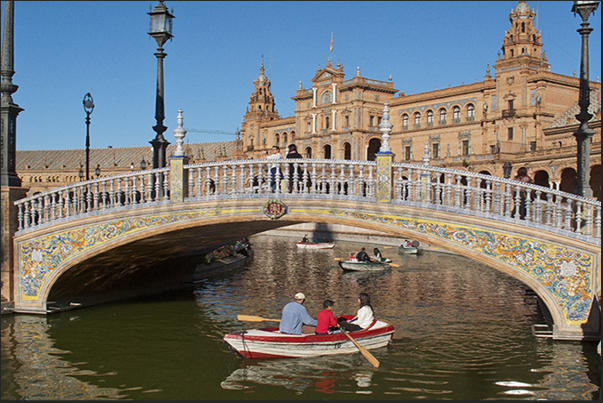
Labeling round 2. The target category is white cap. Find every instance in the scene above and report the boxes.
[294,292,306,300]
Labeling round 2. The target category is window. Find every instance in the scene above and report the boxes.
[344,142,352,160]
[508,100,514,111]
[432,143,439,159]
[508,127,513,140]
[369,115,375,126]
[439,109,447,123]
[305,147,312,158]
[325,116,330,129]
[402,114,409,128]
[307,121,311,133]
[323,144,332,159]
[462,140,469,156]
[345,116,349,127]
[275,133,280,144]
[453,106,460,121]
[405,146,412,161]
[427,110,434,125]
[467,104,475,121]
[377,117,382,126]
[414,112,421,126]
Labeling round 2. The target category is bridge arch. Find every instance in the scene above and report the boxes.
[11,159,600,340]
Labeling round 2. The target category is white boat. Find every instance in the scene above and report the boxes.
[338,260,390,271]
[223,316,394,359]
[296,242,335,249]
[398,240,420,255]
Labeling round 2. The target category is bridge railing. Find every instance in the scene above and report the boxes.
[14,168,170,232]
[13,158,601,241]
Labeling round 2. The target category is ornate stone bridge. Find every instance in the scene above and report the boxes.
[11,152,601,340]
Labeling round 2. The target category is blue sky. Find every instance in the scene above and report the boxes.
[3,1,601,151]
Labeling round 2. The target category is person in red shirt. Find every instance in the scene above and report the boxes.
[315,299,338,335]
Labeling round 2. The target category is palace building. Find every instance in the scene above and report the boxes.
[234,0,601,199]
[15,1,601,199]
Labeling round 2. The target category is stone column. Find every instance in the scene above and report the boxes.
[169,109,189,203]
[376,102,394,203]
[1,186,28,302]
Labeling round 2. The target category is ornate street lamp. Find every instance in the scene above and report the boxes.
[148,1,174,169]
[78,165,84,181]
[95,164,101,178]
[140,158,147,170]
[83,92,94,180]
[571,0,598,197]
[503,161,513,179]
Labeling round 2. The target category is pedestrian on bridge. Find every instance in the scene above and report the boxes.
[511,166,533,220]
[266,145,283,192]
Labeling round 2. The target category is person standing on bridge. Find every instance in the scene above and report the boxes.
[279,292,317,335]
[286,144,303,192]
[266,145,283,192]
[511,166,533,220]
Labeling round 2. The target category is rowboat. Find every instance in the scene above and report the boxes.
[398,240,420,255]
[223,316,395,359]
[296,242,335,249]
[338,260,390,271]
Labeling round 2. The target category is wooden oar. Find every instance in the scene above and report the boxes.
[334,257,399,268]
[237,314,281,322]
[383,246,397,249]
[339,327,380,368]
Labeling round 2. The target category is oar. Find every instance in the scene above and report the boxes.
[237,314,281,322]
[334,257,399,268]
[383,246,397,249]
[339,326,380,368]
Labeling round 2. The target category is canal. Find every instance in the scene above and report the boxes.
[1,234,600,400]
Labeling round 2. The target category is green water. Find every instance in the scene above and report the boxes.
[1,234,600,400]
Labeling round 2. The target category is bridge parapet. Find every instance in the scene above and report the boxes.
[14,159,601,244]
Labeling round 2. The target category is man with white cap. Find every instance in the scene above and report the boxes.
[279,292,317,334]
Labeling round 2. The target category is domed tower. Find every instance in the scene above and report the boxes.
[245,57,279,121]
[241,58,280,156]
[497,0,548,71]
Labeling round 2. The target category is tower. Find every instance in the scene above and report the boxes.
[241,57,279,154]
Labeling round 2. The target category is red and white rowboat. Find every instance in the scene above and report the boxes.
[223,316,395,359]
[295,242,335,249]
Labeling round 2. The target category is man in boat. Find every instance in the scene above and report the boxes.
[302,234,309,243]
[355,247,370,262]
[279,292,317,335]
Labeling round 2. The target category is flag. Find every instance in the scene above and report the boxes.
[330,32,333,53]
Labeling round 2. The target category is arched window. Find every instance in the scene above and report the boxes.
[305,147,312,158]
[343,142,352,160]
[402,114,409,128]
[426,110,434,125]
[453,106,460,121]
[414,112,421,126]
[283,132,288,144]
[467,104,475,120]
[323,144,332,159]
[439,108,447,123]
[325,116,330,129]
[275,133,280,144]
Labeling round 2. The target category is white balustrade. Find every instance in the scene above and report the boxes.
[13,159,601,242]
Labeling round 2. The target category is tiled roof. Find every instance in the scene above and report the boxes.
[16,141,234,170]
[547,87,601,129]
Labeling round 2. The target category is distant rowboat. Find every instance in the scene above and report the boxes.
[338,260,390,271]
[296,242,335,249]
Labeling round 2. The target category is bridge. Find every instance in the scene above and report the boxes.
[10,152,601,341]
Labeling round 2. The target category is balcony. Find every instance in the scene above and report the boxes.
[502,109,516,119]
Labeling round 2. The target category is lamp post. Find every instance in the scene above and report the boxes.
[503,161,513,179]
[95,164,101,178]
[140,158,147,170]
[571,0,598,198]
[83,92,94,180]
[148,1,174,169]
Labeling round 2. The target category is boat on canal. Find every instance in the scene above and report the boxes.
[296,241,335,249]
[398,240,421,255]
[223,316,395,359]
[338,260,390,271]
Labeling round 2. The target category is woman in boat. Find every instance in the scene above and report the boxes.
[338,292,374,332]
[372,248,383,262]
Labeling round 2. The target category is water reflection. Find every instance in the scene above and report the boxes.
[221,355,376,395]
[1,315,123,400]
[1,234,600,400]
